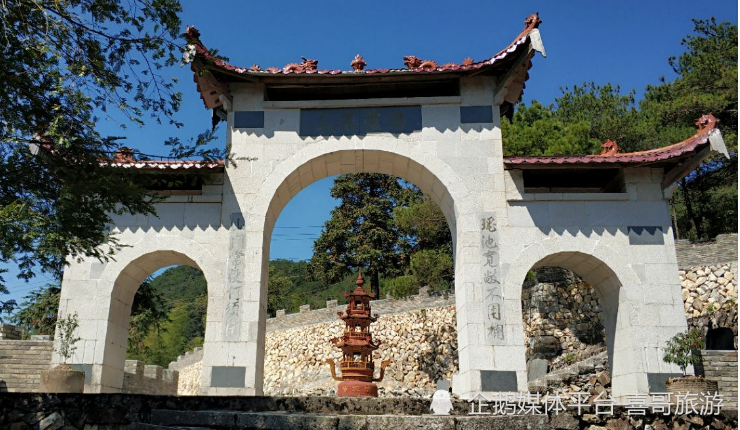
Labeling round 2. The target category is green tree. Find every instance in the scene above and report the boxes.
[502,85,647,157]
[0,0,222,311]
[502,100,598,156]
[308,174,412,297]
[662,329,704,375]
[12,284,61,335]
[555,83,649,152]
[641,18,738,240]
[127,279,169,358]
[267,265,296,317]
[642,18,738,150]
[393,194,452,252]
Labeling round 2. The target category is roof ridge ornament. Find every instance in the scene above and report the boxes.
[351,54,367,71]
[284,57,319,73]
[114,147,136,163]
[598,139,620,156]
[695,113,718,133]
[183,25,201,43]
[524,13,542,30]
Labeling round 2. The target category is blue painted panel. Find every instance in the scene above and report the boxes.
[460,106,493,124]
[234,111,265,129]
[300,106,421,136]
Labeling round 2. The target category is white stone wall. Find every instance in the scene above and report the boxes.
[55,191,230,393]
[496,167,687,403]
[57,70,690,400]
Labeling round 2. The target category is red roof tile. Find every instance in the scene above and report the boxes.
[504,115,720,168]
[184,14,544,108]
[103,159,224,171]
[185,14,540,78]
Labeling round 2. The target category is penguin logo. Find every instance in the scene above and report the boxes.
[430,389,454,415]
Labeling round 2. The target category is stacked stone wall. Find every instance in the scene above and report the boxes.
[0,324,22,340]
[168,347,203,396]
[522,267,606,371]
[698,350,739,409]
[0,339,53,392]
[675,234,738,268]
[121,360,179,395]
[263,306,458,397]
[267,287,454,332]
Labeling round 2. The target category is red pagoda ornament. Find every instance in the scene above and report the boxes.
[326,271,389,397]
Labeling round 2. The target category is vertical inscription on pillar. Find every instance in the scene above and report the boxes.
[224,213,246,341]
[481,213,505,345]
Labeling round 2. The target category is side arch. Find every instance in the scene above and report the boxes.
[504,238,646,402]
[55,238,222,393]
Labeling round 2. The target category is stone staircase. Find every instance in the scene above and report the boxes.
[130,408,547,430]
[0,339,53,392]
[528,351,609,393]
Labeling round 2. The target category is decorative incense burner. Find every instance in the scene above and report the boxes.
[326,271,389,397]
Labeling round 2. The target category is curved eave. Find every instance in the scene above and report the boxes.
[504,117,729,190]
[185,13,544,109]
[504,129,718,169]
[102,160,225,172]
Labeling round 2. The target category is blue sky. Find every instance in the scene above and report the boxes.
[1,1,737,306]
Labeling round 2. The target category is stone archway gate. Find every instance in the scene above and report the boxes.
[55,14,729,402]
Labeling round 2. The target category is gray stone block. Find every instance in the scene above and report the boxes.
[526,358,548,381]
[480,370,518,392]
[211,366,246,388]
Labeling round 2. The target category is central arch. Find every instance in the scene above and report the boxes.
[244,145,485,395]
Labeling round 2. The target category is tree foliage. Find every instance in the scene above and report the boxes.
[0,0,223,312]
[308,174,413,297]
[662,329,704,375]
[12,284,61,335]
[309,174,453,299]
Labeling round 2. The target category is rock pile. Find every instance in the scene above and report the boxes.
[680,264,736,318]
[522,268,606,371]
[529,351,612,400]
[173,265,737,397]
[263,306,458,397]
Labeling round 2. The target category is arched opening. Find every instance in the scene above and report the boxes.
[125,264,207,390]
[516,252,624,398]
[98,251,209,393]
[256,149,463,396]
[522,267,608,392]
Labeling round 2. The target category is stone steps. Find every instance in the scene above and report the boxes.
[528,351,608,391]
[147,409,547,430]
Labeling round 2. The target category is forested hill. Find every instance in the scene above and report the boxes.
[126,261,355,366]
[149,265,208,308]
[149,261,356,317]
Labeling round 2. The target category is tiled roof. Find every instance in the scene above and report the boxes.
[185,14,541,78]
[504,114,721,168]
[184,14,545,109]
[103,150,224,171]
[105,159,224,170]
